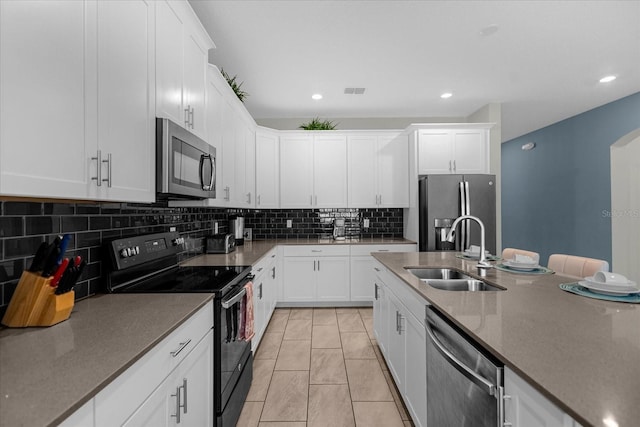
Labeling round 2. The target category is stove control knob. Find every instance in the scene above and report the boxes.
[120,248,129,258]
[134,246,140,255]
[127,247,134,257]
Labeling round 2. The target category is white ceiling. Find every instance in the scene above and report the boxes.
[189,0,640,141]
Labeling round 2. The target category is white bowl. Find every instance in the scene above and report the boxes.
[592,272,631,286]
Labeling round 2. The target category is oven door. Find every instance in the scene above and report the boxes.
[157,118,216,199]
[216,283,252,423]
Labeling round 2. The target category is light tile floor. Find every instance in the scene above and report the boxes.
[237,307,415,427]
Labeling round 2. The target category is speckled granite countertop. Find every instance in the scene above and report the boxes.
[181,237,416,267]
[372,251,640,427]
[0,294,212,427]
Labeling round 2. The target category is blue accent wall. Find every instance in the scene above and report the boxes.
[502,92,640,267]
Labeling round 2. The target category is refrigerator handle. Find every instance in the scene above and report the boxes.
[465,181,471,249]
[459,181,466,251]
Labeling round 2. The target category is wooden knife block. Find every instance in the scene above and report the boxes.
[1,271,75,327]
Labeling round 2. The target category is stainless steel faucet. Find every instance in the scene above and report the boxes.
[445,215,492,268]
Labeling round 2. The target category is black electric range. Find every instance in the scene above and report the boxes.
[103,232,253,427]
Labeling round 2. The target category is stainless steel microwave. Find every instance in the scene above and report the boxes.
[156,118,216,199]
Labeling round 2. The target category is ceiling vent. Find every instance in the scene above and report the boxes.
[344,87,366,95]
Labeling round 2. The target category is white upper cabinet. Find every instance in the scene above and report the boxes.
[348,132,409,208]
[255,128,280,208]
[280,133,347,209]
[93,0,155,202]
[0,0,155,203]
[280,134,314,208]
[0,0,92,199]
[417,124,491,175]
[156,0,214,141]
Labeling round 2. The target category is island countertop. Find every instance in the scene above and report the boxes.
[372,251,640,427]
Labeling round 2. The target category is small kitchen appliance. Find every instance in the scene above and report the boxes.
[229,215,245,246]
[333,218,346,240]
[103,232,253,427]
[206,234,236,254]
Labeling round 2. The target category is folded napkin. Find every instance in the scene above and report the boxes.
[514,254,536,264]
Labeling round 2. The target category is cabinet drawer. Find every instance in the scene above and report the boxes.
[95,300,213,427]
[283,245,350,257]
[350,244,416,256]
[252,247,277,274]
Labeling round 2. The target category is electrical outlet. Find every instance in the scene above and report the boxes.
[363,218,370,228]
[170,226,177,232]
[286,219,293,228]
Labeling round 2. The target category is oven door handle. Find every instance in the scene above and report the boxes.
[221,287,246,309]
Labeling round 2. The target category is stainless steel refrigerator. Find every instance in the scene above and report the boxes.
[418,174,496,254]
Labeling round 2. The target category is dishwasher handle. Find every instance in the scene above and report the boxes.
[425,318,497,396]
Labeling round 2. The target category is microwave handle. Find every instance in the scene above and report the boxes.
[200,154,215,191]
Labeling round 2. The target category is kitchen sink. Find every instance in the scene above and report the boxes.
[405,268,504,292]
[405,268,473,280]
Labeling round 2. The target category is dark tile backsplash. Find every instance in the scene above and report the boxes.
[0,200,402,319]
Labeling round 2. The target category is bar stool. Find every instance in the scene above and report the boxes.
[547,254,609,278]
[501,248,540,263]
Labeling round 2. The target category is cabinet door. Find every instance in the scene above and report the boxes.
[252,274,267,351]
[378,134,409,207]
[232,119,247,207]
[452,129,488,174]
[235,125,255,207]
[95,0,155,203]
[347,136,378,208]
[350,256,375,301]
[418,130,452,175]
[386,291,405,394]
[178,331,213,427]
[404,312,427,427]
[313,135,348,207]
[0,0,92,199]
[316,256,350,301]
[280,135,313,208]
[155,0,185,127]
[182,29,208,141]
[219,100,236,204]
[255,131,279,208]
[504,367,573,427]
[122,378,172,427]
[373,274,388,355]
[282,257,315,301]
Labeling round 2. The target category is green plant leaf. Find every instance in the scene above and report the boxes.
[299,117,337,130]
[220,68,249,103]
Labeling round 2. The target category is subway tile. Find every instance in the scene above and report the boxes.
[76,231,101,248]
[89,216,112,230]
[0,217,23,237]
[3,202,42,216]
[3,236,43,259]
[44,203,74,215]
[25,216,59,235]
[61,216,88,232]
[0,259,25,282]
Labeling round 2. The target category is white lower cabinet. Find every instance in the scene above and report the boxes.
[372,261,427,427]
[350,244,416,301]
[94,301,213,427]
[282,246,350,302]
[252,249,278,350]
[504,367,579,427]
[58,400,94,427]
[124,329,213,427]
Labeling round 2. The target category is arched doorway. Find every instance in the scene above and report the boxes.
[610,128,640,282]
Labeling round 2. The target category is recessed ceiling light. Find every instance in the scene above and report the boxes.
[440,92,453,99]
[312,93,323,100]
[599,75,616,83]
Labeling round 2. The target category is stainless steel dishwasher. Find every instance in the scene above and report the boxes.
[425,306,506,427]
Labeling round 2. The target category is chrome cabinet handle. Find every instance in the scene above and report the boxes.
[310,195,313,206]
[258,283,263,299]
[425,318,497,395]
[257,194,261,205]
[101,153,112,187]
[500,387,512,427]
[317,260,320,270]
[395,311,400,332]
[225,186,230,201]
[453,159,456,172]
[184,107,190,128]
[182,378,188,414]
[171,385,182,423]
[189,106,194,129]
[91,150,102,186]
[170,339,192,358]
[271,266,276,279]
[313,260,316,271]
[247,192,251,204]
[374,283,379,300]
[373,267,381,272]
[311,250,322,253]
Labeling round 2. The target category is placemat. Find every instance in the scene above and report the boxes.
[559,283,640,303]
[495,264,554,275]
